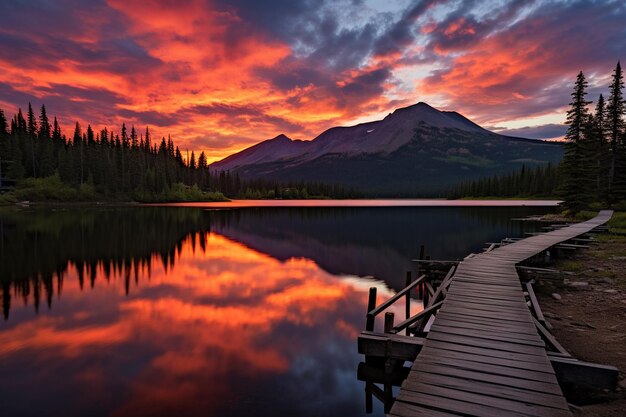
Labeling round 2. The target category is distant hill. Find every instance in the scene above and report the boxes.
[211,102,563,195]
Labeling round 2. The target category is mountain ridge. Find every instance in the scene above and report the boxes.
[211,102,563,195]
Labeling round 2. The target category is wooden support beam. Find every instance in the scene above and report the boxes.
[525,282,546,326]
[517,266,573,275]
[555,243,590,249]
[550,357,619,392]
[411,259,459,266]
[424,282,435,298]
[358,331,425,361]
[357,362,410,385]
[533,317,569,356]
[393,301,444,333]
[427,265,455,308]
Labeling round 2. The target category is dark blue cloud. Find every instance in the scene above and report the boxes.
[0,0,160,74]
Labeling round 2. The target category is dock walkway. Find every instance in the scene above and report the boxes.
[390,210,613,417]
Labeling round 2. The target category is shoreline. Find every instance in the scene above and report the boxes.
[534,223,626,416]
[0,198,563,209]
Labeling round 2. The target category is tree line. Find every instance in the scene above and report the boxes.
[448,163,559,199]
[451,61,626,209]
[0,106,357,201]
[559,61,626,210]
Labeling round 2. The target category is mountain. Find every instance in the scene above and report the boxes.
[211,102,563,195]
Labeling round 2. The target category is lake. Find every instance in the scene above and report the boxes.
[0,201,556,416]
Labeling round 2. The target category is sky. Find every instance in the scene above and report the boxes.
[1,0,625,163]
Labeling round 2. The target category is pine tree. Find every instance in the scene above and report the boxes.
[27,103,38,138]
[38,105,50,140]
[565,71,591,143]
[27,103,38,177]
[606,61,625,200]
[0,109,7,135]
[144,126,151,151]
[560,71,592,210]
[130,125,138,148]
[52,117,62,143]
[613,130,626,202]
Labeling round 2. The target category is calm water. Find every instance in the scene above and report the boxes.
[0,202,554,417]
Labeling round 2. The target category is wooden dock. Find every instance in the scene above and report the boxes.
[386,210,613,417]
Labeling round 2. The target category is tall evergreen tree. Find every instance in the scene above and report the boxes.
[38,105,50,140]
[594,94,610,199]
[606,61,625,200]
[52,117,62,143]
[560,71,592,210]
[565,71,591,143]
[26,103,38,177]
[27,103,37,138]
[0,109,7,135]
[607,61,625,146]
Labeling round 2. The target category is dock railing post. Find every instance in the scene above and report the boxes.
[384,312,394,334]
[366,287,377,331]
[405,271,411,335]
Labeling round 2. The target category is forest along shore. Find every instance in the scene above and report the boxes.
[535,213,626,417]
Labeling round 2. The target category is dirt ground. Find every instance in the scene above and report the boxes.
[536,232,626,416]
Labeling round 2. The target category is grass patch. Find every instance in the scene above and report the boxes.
[12,176,228,203]
[0,192,17,205]
[608,211,626,230]
[133,183,228,203]
[14,174,96,201]
[555,259,586,272]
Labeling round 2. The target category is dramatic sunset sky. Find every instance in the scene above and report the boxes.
[1,0,625,162]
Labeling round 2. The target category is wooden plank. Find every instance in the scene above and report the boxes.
[423,340,550,364]
[419,345,552,373]
[426,333,546,356]
[400,381,570,417]
[389,401,464,417]
[409,364,563,395]
[439,307,532,324]
[430,318,540,337]
[404,371,569,410]
[416,354,556,383]
[443,295,527,309]
[397,387,570,417]
[441,300,529,314]
[434,312,537,333]
[430,324,544,347]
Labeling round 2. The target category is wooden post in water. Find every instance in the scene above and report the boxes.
[384,383,392,414]
[366,287,377,331]
[405,271,411,335]
[365,382,373,414]
[384,312,394,334]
